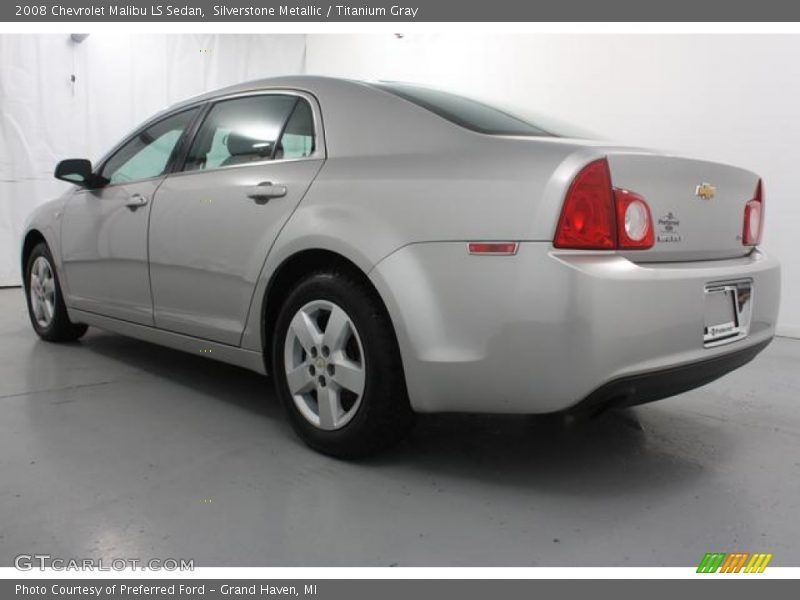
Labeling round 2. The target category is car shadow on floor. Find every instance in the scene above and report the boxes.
[77,330,281,419]
[370,408,716,497]
[75,330,724,497]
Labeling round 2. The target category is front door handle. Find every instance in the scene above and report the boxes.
[248,181,288,204]
[125,194,149,210]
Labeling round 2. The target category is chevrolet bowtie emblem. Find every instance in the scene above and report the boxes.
[695,183,716,200]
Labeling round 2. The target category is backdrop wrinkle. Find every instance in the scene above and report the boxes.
[0,33,305,287]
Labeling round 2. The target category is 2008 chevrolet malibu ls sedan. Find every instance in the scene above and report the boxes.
[22,76,780,457]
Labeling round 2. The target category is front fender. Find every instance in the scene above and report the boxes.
[20,195,70,285]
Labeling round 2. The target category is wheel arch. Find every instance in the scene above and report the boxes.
[260,248,399,372]
[21,229,47,281]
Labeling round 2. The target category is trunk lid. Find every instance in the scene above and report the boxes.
[606,151,758,262]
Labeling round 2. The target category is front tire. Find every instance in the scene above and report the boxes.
[272,270,414,458]
[25,242,88,342]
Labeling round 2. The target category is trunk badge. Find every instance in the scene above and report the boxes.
[695,183,716,200]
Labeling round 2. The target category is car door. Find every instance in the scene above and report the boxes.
[149,92,324,345]
[60,108,200,325]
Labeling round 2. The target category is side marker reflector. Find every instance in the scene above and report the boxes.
[468,242,519,255]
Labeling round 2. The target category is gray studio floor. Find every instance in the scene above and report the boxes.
[1,287,799,567]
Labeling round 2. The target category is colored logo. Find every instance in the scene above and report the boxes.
[695,182,717,200]
[696,552,773,573]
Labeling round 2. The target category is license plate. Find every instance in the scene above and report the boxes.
[703,281,753,346]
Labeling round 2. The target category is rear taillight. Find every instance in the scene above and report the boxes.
[554,158,654,250]
[615,189,654,249]
[553,159,617,250]
[743,179,764,246]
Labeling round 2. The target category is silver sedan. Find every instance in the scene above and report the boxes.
[21,76,781,457]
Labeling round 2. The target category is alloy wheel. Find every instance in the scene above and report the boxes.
[30,256,56,329]
[283,299,367,430]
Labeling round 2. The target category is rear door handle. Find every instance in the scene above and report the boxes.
[125,193,149,210]
[248,181,287,204]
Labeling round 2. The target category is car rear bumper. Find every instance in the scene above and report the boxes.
[571,337,771,414]
[369,243,780,414]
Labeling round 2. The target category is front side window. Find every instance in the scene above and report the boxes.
[183,95,315,172]
[100,108,199,185]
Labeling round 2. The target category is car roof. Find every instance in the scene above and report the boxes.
[170,75,370,109]
[155,76,598,158]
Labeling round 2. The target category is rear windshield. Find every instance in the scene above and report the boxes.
[372,82,558,137]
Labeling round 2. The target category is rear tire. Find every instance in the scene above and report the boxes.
[272,269,414,458]
[24,242,88,342]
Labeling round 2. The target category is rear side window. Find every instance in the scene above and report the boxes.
[100,108,199,184]
[372,83,555,137]
[183,95,315,171]
[280,100,315,159]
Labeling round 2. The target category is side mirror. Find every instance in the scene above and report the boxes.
[54,159,100,187]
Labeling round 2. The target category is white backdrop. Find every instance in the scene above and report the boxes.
[1,33,798,336]
[305,34,800,337]
[0,34,305,287]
